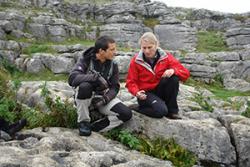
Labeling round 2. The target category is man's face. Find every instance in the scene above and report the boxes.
[103,43,117,60]
[141,40,157,58]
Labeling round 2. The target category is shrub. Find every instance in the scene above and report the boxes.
[0,97,20,122]
[21,97,77,129]
[39,82,77,128]
[139,137,197,167]
[105,128,197,167]
[0,66,11,98]
[105,129,140,150]
[0,57,20,76]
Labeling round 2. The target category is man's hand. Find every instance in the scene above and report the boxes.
[162,69,174,78]
[136,90,147,100]
[97,75,109,91]
[89,70,109,91]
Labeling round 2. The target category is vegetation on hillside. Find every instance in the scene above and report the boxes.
[186,78,250,100]
[105,128,197,167]
[0,59,77,127]
[196,31,230,53]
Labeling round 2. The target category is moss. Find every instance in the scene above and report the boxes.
[143,17,160,29]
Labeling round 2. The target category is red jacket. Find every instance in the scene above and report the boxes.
[126,49,190,96]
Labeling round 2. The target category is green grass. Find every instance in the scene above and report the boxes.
[1,58,67,81]
[22,44,56,55]
[64,0,115,5]
[191,93,214,112]
[208,87,250,100]
[21,38,135,55]
[12,69,68,81]
[196,31,230,53]
[186,78,250,100]
[21,38,95,55]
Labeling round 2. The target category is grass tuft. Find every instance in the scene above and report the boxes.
[196,31,230,53]
[105,128,197,167]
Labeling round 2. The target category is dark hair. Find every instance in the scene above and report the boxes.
[94,36,115,53]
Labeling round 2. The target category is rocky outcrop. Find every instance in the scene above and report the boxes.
[154,24,197,51]
[1,44,246,92]
[0,128,173,167]
[0,0,248,50]
[0,1,250,166]
[181,50,250,91]
[226,25,250,49]
[125,113,236,166]
[14,81,250,166]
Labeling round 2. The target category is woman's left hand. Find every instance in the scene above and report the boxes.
[162,69,174,78]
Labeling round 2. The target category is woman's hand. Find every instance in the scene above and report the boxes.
[136,90,147,100]
[162,69,174,78]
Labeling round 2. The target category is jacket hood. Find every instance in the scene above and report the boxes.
[83,47,95,60]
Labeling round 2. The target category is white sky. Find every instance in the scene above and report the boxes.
[153,0,250,14]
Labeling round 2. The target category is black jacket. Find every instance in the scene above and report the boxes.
[68,47,120,101]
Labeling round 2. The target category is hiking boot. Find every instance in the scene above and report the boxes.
[78,121,91,136]
[166,113,182,120]
[8,118,27,136]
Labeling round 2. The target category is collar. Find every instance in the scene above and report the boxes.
[136,47,167,62]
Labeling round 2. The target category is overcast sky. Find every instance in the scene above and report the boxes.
[153,0,249,14]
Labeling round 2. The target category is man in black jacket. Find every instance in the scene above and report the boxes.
[68,36,132,136]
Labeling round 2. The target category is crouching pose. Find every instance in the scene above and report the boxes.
[126,32,190,119]
[68,36,132,136]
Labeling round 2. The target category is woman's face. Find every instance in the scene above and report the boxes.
[140,40,157,58]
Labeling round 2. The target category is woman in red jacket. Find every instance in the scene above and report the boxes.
[126,32,190,119]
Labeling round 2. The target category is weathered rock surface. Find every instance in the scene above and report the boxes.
[14,81,250,166]
[0,128,173,167]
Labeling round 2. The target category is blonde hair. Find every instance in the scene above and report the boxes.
[139,32,159,46]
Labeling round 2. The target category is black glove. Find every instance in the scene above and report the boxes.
[90,72,99,82]
[96,75,109,91]
[91,95,108,109]
[89,70,109,91]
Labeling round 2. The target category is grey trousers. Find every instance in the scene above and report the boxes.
[75,88,123,132]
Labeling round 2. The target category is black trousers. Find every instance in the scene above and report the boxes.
[137,75,179,118]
